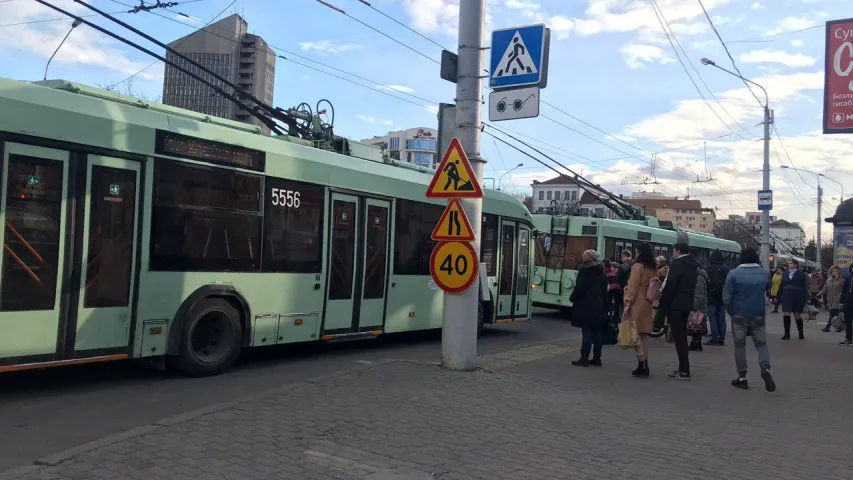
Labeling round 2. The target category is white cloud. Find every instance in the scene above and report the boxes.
[376,84,416,94]
[301,75,311,81]
[549,16,574,40]
[620,44,675,69]
[790,39,804,47]
[424,105,440,114]
[765,17,816,37]
[751,1,763,9]
[299,40,363,55]
[0,0,157,79]
[738,49,817,68]
[401,0,459,36]
[505,0,540,9]
[356,114,393,126]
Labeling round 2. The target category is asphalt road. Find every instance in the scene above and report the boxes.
[0,308,572,472]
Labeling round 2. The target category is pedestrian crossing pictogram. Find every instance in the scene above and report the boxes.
[431,199,475,241]
[489,23,547,89]
[425,138,483,199]
[493,31,538,78]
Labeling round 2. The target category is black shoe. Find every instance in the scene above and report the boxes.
[781,335,791,340]
[717,341,725,346]
[703,339,718,346]
[688,343,703,352]
[588,358,602,367]
[761,370,776,392]
[799,332,805,340]
[631,361,645,376]
[731,378,749,389]
[571,358,589,367]
[823,327,831,332]
[668,371,691,380]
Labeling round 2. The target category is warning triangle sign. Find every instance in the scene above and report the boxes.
[431,199,475,241]
[493,31,538,79]
[426,138,483,198]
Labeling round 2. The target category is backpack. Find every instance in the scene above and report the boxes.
[646,277,661,302]
[707,267,727,302]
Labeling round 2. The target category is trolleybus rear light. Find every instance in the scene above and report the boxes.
[294,319,303,325]
[409,312,415,317]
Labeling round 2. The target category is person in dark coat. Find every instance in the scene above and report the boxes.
[570,249,608,367]
[780,258,808,340]
[841,263,853,345]
[658,241,699,380]
[705,250,730,346]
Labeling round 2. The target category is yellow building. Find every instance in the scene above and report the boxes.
[625,197,716,234]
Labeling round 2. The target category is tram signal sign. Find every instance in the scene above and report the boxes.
[429,241,479,294]
[27,175,39,187]
[109,184,120,195]
[426,138,483,198]
[432,199,475,241]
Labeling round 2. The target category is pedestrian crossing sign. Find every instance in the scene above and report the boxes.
[490,23,548,89]
[432,199,475,241]
[426,137,483,199]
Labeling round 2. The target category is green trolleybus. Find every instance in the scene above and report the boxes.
[0,79,534,376]
[531,214,741,314]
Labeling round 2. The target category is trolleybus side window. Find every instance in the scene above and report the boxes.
[481,214,498,275]
[328,201,356,300]
[262,178,324,273]
[150,160,262,272]
[499,225,515,296]
[515,229,530,296]
[393,199,441,275]
[0,155,63,311]
[362,205,388,299]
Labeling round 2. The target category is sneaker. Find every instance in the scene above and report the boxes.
[822,327,831,332]
[761,370,776,392]
[731,378,749,390]
[668,371,691,380]
[840,340,853,346]
[703,339,718,346]
[588,358,602,367]
[571,359,589,367]
[717,341,726,346]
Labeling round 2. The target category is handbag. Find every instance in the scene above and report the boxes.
[617,320,639,349]
[687,311,705,333]
[646,277,661,302]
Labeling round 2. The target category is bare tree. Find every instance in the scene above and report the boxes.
[96,78,161,103]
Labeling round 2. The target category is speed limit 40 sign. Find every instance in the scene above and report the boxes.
[429,241,479,294]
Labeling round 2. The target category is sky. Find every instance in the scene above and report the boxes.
[2,0,852,243]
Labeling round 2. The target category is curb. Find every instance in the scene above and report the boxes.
[1,359,402,478]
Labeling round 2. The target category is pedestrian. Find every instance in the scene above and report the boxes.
[820,265,844,333]
[604,259,623,321]
[780,258,808,340]
[841,263,853,345]
[617,249,634,291]
[809,269,824,307]
[570,249,608,367]
[659,242,699,380]
[652,256,669,331]
[688,263,709,352]
[723,248,776,392]
[769,266,784,313]
[623,243,657,378]
[705,250,730,346]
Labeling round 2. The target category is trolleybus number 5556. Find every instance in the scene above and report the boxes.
[271,188,301,208]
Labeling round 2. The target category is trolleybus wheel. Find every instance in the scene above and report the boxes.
[175,298,243,377]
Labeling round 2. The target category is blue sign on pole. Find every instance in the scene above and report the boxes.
[757,190,773,211]
[490,24,547,89]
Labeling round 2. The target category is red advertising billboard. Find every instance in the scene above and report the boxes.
[824,18,853,134]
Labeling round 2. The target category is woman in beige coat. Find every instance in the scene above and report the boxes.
[622,243,657,378]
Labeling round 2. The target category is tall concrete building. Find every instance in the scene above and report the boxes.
[162,14,275,134]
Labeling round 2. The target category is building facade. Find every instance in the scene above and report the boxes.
[361,128,438,168]
[530,176,583,213]
[770,219,806,254]
[162,15,275,134]
[624,196,715,233]
[745,211,778,224]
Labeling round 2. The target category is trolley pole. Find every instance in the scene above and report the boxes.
[442,0,486,371]
[761,105,772,271]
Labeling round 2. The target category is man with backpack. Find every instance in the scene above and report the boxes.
[705,250,730,346]
[617,249,634,290]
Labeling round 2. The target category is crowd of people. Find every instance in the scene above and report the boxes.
[568,241,853,392]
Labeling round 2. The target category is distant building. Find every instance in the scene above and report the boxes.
[745,211,778,224]
[530,176,583,213]
[361,127,438,168]
[624,196,715,233]
[579,192,619,219]
[162,14,275,134]
[770,219,806,254]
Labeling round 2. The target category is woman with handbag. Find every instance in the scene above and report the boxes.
[820,265,844,332]
[622,243,657,377]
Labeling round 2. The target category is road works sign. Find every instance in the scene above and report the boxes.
[426,138,483,198]
[430,241,479,294]
[490,23,548,89]
[824,18,853,134]
[432,199,475,241]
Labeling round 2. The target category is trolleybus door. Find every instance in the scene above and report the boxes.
[357,199,390,330]
[0,143,70,360]
[496,220,517,318]
[513,226,531,319]
[72,156,140,353]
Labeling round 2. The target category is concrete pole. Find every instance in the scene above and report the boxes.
[761,106,772,270]
[441,0,486,371]
[817,182,823,268]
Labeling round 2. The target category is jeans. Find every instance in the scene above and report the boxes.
[707,304,727,343]
[580,325,603,360]
[668,310,690,375]
[731,316,770,375]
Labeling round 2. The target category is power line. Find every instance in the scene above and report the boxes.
[696,0,764,108]
[0,10,129,28]
[353,0,450,51]
[727,25,822,44]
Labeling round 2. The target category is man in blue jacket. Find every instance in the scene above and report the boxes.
[723,248,776,392]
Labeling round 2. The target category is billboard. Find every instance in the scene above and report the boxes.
[824,18,853,134]
[834,226,853,271]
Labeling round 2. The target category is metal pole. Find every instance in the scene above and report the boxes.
[761,106,772,270]
[441,0,485,371]
[817,181,823,268]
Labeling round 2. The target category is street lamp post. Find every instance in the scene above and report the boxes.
[44,18,82,81]
[780,165,842,269]
[497,163,523,191]
[701,57,773,270]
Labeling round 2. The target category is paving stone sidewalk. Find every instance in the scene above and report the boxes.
[3,315,853,480]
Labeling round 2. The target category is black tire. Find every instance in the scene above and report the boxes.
[174,298,243,377]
